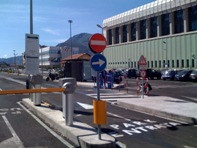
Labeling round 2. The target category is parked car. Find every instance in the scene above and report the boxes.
[127,69,137,78]
[189,69,197,81]
[113,70,123,84]
[161,69,180,80]
[175,70,193,81]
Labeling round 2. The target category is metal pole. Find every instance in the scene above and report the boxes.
[97,24,103,35]
[30,0,33,34]
[68,20,73,59]
[163,41,167,68]
[41,47,43,76]
[96,71,101,139]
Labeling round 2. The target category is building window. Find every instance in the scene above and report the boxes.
[151,61,153,67]
[159,60,161,68]
[134,62,136,68]
[108,29,112,45]
[161,13,170,36]
[115,27,119,44]
[150,16,157,38]
[177,60,179,68]
[181,59,184,67]
[140,19,146,39]
[163,60,165,67]
[148,61,150,67]
[174,9,184,34]
[172,60,174,67]
[130,23,136,41]
[131,62,133,68]
[123,25,127,43]
[192,59,194,67]
[189,5,197,31]
[155,61,157,68]
[168,60,170,67]
[186,59,189,67]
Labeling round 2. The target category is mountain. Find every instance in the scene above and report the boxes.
[56,33,94,55]
[0,33,94,65]
[0,56,23,65]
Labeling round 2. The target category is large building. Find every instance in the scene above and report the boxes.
[39,46,79,69]
[102,0,197,70]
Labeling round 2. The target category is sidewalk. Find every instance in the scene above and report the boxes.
[77,81,197,123]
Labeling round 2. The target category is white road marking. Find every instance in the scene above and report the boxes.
[76,102,93,110]
[2,116,24,147]
[184,146,196,148]
[182,96,197,101]
[17,102,74,148]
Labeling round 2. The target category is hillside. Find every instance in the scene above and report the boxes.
[0,33,94,65]
[56,33,94,55]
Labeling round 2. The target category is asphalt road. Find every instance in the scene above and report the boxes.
[0,72,197,148]
[0,75,75,148]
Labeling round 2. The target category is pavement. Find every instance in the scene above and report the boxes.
[3,73,197,147]
[77,81,197,124]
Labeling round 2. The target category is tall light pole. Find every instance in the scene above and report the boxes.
[30,0,33,34]
[163,41,167,68]
[13,50,17,71]
[68,20,73,59]
[97,24,103,34]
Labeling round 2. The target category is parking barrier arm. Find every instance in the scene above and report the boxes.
[0,88,66,95]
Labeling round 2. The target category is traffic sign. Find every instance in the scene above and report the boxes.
[138,55,147,66]
[90,54,107,72]
[89,33,107,53]
[138,55,147,70]
[140,70,146,78]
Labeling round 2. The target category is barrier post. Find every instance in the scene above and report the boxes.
[59,78,76,126]
[30,75,43,105]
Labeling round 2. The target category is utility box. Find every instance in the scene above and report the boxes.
[64,61,91,82]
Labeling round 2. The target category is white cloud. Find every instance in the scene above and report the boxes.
[41,38,67,46]
[41,28,61,36]
[3,54,8,58]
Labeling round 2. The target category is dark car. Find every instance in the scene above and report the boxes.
[127,69,137,78]
[113,70,123,84]
[136,69,162,80]
[161,69,180,80]
[175,70,193,81]
[189,69,197,81]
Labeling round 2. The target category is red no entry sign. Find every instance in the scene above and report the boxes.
[89,33,107,53]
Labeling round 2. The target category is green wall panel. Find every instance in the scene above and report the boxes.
[105,32,197,69]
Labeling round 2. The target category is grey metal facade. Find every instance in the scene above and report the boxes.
[102,0,197,70]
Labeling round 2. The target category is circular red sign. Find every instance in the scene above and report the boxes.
[140,70,146,78]
[89,33,107,53]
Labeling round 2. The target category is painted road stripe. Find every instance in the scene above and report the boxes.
[17,102,74,148]
[182,96,197,101]
[2,116,24,147]
[90,40,106,45]
[77,102,93,110]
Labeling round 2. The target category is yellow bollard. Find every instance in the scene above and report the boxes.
[93,100,107,125]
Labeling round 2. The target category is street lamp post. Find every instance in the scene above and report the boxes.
[13,50,18,72]
[30,0,33,34]
[96,24,103,34]
[163,41,167,68]
[68,20,73,59]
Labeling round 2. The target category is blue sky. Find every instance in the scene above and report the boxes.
[0,0,154,58]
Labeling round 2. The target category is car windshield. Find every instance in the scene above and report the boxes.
[191,70,197,74]
[178,70,189,75]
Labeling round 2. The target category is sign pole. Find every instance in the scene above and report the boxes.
[142,78,144,99]
[89,33,107,140]
[96,71,101,139]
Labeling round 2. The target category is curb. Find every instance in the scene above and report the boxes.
[117,100,197,123]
